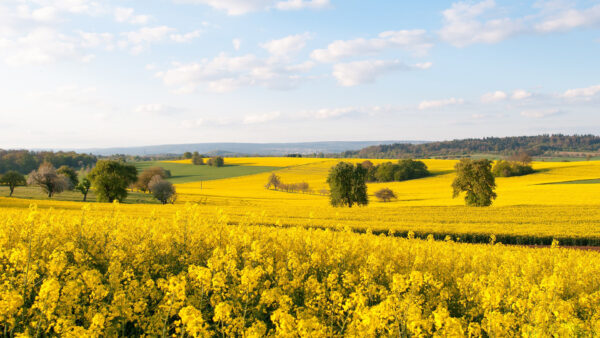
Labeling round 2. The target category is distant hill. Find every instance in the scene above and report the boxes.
[342,135,600,159]
[66,141,423,156]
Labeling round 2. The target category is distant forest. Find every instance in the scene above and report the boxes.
[341,135,600,159]
[0,150,97,174]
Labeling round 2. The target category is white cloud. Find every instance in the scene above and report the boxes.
[302,107,358,119]
[156,53,313,93]
[439,0,525,47]
[481,90,507,103]
[232,38,241,50]
[512,89,532,100]
[243,111,281,124]
[119,26,201,53]
[0,28,92,66]
[332,60,410,87]
[535,4,600,33]
[418,97,464,110]
[275,0,330,11]
[173,0,272,15]
[414,62,432,69]
[260,33,312,58]
[78,31,114,50]
[521,109,561,118]
[114,7,152,25]
[135,104,181,115]
[561,84,600,99]
[170,30,202,43]
[311,30,432,62]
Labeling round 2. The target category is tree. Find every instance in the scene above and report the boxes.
[452,159,497,207]
[374,188,397,202]
[326,162,368,208]
[265,173,281,189]
[183,152,192,159]
[88,160,138,202]
[492,160,534,177]
[76,177,91,202]
[27,163,69,198]
[192,152,204,165]
[207,156,224,167]
[57,165,78,189]
[0,171,26,197]
[136,167,170,192]
[509,151,532,165]
[149,176,177,204]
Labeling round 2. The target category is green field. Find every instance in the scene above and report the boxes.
[0,186,158,204]
[133,161,279,184]
[541,178,600,185]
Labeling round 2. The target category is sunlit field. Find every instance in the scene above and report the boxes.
[2,158,600,336]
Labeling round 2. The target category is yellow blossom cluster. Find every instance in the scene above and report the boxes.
[2,203,600,336]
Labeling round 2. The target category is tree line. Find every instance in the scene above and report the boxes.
[341,134,600,158]
[0,161,177,204]
[0,150,97,174]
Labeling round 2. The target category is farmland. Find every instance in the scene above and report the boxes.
[2,157,600,336]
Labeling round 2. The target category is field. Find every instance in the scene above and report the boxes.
[2,157,600,336]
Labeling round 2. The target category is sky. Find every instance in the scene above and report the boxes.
[0,0,599,149]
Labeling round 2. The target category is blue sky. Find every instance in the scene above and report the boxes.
[1,0,599,148]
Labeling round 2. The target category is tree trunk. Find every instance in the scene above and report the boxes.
[83,193,87,202]
[9,187,14,197]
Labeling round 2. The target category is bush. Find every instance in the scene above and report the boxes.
[136,167,170,192]
[207,156,224,167]
[374,188,397,202]
[492,160,534,177]
[369,159,430,182]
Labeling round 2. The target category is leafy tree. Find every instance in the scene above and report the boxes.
[183,152,192,159]
[207,156,225,167]
[149,176,177,204]
[374,188,397,202]
[27,163,69,198]
[0,171,26,197]
[57,165,78,189]
[192,152,204,165]
[88,160,138,202]
[395,159,429,180]
[452,159,497,207]
[326,162,368,208]
[265,173,281,189]
[136,167,170,192]
[76,177,92,202]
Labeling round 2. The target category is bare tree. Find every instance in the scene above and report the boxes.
[27,162,69,198]
[265,173,281,189]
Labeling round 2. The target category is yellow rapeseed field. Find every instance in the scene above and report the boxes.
[1,158,600,336]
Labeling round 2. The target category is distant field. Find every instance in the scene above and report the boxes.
[0,186,158,204]
[541,178,600,185]
[134,160,281,184]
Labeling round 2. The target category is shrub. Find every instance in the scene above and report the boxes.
[375,188,397,202]
[149,176,177,204]
[492,160,534,177]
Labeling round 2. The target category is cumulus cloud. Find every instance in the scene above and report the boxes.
[481,90,507,103]
[156,53,313,93]
[232,38,241,50]
[561,84,600,99]
[311,30,432,62]
[0,28,93,66]
[114,7,152,25]
[275,0,330,11]
[512,89,532,100]
[119,26,201,53]
[173,0,329,15]
[243,111,281,124]
[332,60,409,87]
[440,0,525,47]
[535,4,600,33]
[260,33,312,58]
[418,97,464,110]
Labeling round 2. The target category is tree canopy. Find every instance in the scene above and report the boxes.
[88,160,138,203]
[0,171,26,197]
[327,162,368,208]
[452,159,497,207]
[27,163,70,198]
